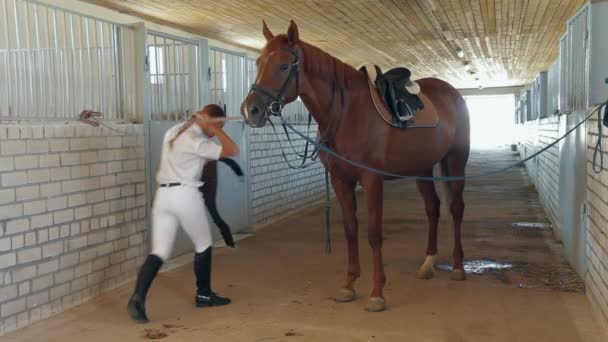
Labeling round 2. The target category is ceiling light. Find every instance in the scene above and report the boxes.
[463,63,472,71]
[456,49,465,58]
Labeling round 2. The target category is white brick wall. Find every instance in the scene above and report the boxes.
[248,123,333,226]
[586,115,608,328]
[520,113,608,329]
[518,117,561,228]
[0,123,147,335]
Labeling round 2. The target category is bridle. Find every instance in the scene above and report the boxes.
[248,45,318,169]
[247,45,346,170]
[249,47,301,120]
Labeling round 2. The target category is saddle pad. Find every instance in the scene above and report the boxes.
[368,80,439,128]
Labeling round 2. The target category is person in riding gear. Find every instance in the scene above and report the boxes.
[127,104,240,324]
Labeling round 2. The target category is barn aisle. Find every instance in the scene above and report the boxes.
[4,148,605,342]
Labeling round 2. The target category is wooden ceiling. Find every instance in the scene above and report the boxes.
[84,0,586,88]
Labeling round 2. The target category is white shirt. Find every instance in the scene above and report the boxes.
[156,123,223,187]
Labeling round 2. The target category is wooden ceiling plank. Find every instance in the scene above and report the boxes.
[82,0,586,87]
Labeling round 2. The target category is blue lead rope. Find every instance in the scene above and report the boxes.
[278,100,608,182]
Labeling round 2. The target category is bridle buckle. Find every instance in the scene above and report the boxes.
[268,101,284,116]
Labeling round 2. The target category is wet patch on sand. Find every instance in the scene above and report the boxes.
[437,259,584,292]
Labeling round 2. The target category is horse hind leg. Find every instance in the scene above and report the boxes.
[415,168,440,280]
[441,152,467,281]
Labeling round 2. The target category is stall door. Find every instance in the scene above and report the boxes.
[208,48,251,233]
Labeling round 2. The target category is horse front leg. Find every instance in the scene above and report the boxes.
[362,175,386,312]
[331,175,360,303]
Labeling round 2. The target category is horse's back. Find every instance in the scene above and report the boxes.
[416,78,465,105]
[416,78,468,125]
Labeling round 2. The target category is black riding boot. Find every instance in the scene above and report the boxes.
[127,254,163,323]
[194,247,231,307]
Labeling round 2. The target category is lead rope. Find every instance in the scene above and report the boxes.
[279,100,608,182]
[592,103,607,173]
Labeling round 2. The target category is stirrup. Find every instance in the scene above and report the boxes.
[397,102,414,121]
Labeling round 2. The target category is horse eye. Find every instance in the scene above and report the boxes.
[280,64,289,71]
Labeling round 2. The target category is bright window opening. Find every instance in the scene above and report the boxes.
[464,95,516,149]
[149,46,164,84]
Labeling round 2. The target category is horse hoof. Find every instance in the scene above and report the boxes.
[450,269,466,281]
[416,266,435,280]
[334,288,356,303]
[365,297,386,312]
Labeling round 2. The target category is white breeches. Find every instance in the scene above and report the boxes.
[151,186,212,261]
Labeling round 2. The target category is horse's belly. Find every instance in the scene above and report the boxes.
[382,122,454,174]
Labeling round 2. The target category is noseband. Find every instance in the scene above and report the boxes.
[249,47,301,119]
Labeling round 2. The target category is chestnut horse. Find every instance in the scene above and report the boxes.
[241,21,470,312]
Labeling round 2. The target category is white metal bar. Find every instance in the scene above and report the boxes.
[112,25,121,118]
[33,3,45,118]
[171,39,178,120]
[154,34,161,120]
[574,18,579,111]
[163,37,170,120]
[210,50,216,104]
[44,6,55,117]
[3,0,13,116]
[24,0,35,117]
[178,43,186,119]
[76,15,85,115]
[66,12,75,116]
[52,7,64,117]
[12,0,23,116]
[231,53,237,115]
[124,29,130,117]
[97,20,105,116]
[85,17,94,111]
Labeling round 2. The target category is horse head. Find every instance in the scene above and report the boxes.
[241,20,302,128]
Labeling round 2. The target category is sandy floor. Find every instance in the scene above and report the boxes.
[5,149,607,341]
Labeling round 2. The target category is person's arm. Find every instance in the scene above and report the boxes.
[212,127,240,158]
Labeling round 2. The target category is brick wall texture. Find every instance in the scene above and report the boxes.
[519,117,561,228]
[585,115,608,328]
[249,123,332,227]
[0,123,147,335]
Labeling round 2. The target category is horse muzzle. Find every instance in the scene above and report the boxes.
[241,95,271,128]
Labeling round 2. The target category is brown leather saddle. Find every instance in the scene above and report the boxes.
[361,65,439,129]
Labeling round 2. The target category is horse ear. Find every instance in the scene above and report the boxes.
[287,20,299,45]
[262,20,274,42]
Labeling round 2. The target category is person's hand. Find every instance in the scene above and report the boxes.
[206,121,223,134]
[195,113,224,135]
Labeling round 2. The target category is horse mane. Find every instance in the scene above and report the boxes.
[298,40,366,90]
